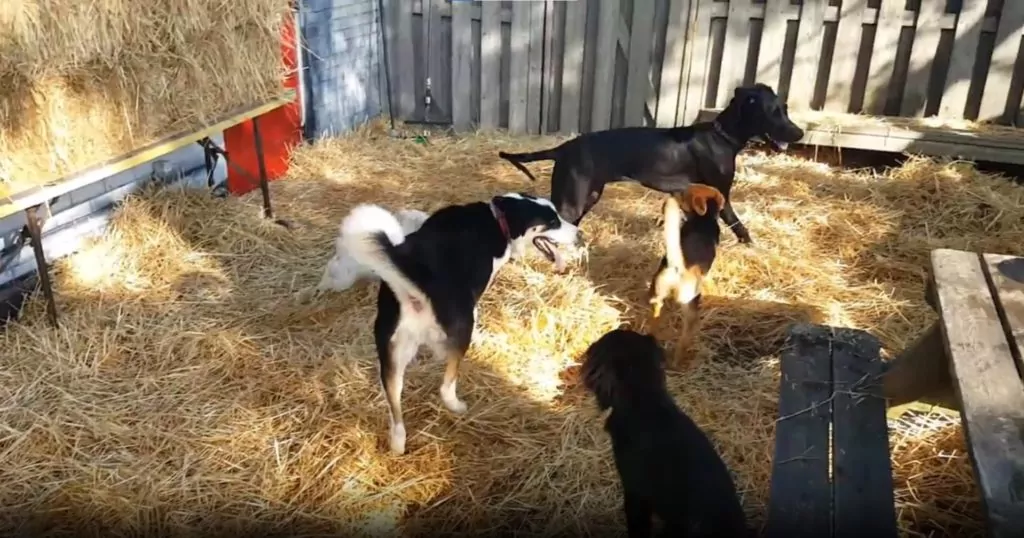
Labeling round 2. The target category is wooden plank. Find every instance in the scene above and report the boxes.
[863,0,905,115]
[527,0,545,134]
[0,90,297,221]
[938,0,988,119]
[932,248,1024,538]
[831,327,898,538]
[756,0,788,92]
[900,0,945,117]
[591,0,621,131]
[541,0,559,134]
[559,0,588,133]
[824,0,867,112]
[763,323,832,538]
[451,0,473,131]
[985,254,1024,373]
[655,0,690,128]
[881,322,958,410]
[426,0,448,120]
[977,2,1024,122]
[479,1,502,129]
[678,0,713,125]
[788,0,825,110]
[392,0,417,120]
[624,0,657,126]
[717,0,752,108]
[509,1,531,134]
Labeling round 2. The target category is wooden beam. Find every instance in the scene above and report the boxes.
[985,254,1024,373]
[932,248,1024,538]
[882,321,958,410]
[0,91,297,221]
[831,327,898,538]
[763,323,832,538]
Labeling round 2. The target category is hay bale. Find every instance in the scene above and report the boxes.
[0,121,1021,535]
[0,0,288,188]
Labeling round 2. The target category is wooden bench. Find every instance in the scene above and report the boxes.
[764,323,898,538]
[0,90,296,328]
[884,248,1024,538]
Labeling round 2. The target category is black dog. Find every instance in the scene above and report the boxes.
[341,193,579,455]
[580,329,749,537]
[499,83,804,243]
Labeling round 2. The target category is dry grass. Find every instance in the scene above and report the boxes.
[2,121,1023,536]
[0,0,288,190]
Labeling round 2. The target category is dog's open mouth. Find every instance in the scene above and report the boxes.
[764,135,789,151]
[533,236,567,272]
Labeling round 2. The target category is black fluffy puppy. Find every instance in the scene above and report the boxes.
[580,329,748,537]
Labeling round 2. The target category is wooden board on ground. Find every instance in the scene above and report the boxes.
[765,323,898,538]
[0,90,298,221]
[931,249,1024,538]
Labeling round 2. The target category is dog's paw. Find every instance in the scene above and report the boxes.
[389,424,407,456]
[442,395,468,415]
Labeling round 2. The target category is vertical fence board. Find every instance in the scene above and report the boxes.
[592,0,621,131]
[560,0,588,133]
[757,0,788,92]
[718,0,753,108]
[978,2,1024,122]
[391,0,417,120]
[788,0,825,110]
[939,0,988,118]
[527,0,545,134]
[863,0,905,115]
[451,1,473,131]
[900,0,944,116]
[426,0,448,119]
[542,0,559,134]
[825,0,867,112]
[625,0,658,126]
[656,0,691,127]
[679,0,713,125]
[480,2,502,129]
[509,2,530,134]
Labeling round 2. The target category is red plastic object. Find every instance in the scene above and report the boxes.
[223,7,303,195]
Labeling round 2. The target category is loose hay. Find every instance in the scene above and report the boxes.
[2,121,1022,536]
[0,0,288,189]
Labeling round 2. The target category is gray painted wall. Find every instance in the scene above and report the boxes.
[301,0,387,138]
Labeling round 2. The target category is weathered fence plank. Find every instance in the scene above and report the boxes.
[825,0,867,112]
[625,0,658,126]
[863,0,904,115]
[480,1,502,129]
[788,0,825,110]
[426,0,448,120]
[656,0,691,128]
[939,0,988,119]
[390,0,416,120]
[527,0,545,134]
[757,0,788,93]
[718,0,753,108]
[451,0,473,131]
[900,0,945,116]
[679,0,713,125]
[509,1,530,134]
[592,0,621,131]
[977,1,1024,122]
[541,0,559,134]
[560,0,588,133]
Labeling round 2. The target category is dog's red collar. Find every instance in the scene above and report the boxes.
[490,202,511,241]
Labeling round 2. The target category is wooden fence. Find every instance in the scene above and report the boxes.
[382,0,1024,136]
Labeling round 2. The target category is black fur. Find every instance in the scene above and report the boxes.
[498,83,805,243]
[581,329,749,537]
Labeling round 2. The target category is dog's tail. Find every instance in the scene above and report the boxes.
[498,147,559,182]
[340,204,430,311]
[662,194,684,269]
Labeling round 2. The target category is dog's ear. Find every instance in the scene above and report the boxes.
[734,85,757,105]
[685,184,725,216]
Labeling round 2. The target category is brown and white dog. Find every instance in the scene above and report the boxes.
[648,184,727,366]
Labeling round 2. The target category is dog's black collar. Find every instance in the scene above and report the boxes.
[711,120,742,148]
[489,202,511,241]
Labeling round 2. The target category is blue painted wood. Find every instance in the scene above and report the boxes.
[301,0,387,138]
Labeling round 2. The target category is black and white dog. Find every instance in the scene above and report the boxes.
[341,193,580,455]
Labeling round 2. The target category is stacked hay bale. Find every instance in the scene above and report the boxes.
[0,0,290,189]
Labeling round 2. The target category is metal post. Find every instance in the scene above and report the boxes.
[24,205,59,327]
[251,116,274,220]
[202,139,216,188]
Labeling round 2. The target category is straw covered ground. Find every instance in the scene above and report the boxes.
[2,122,1023,536]
[0,0,288,189]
